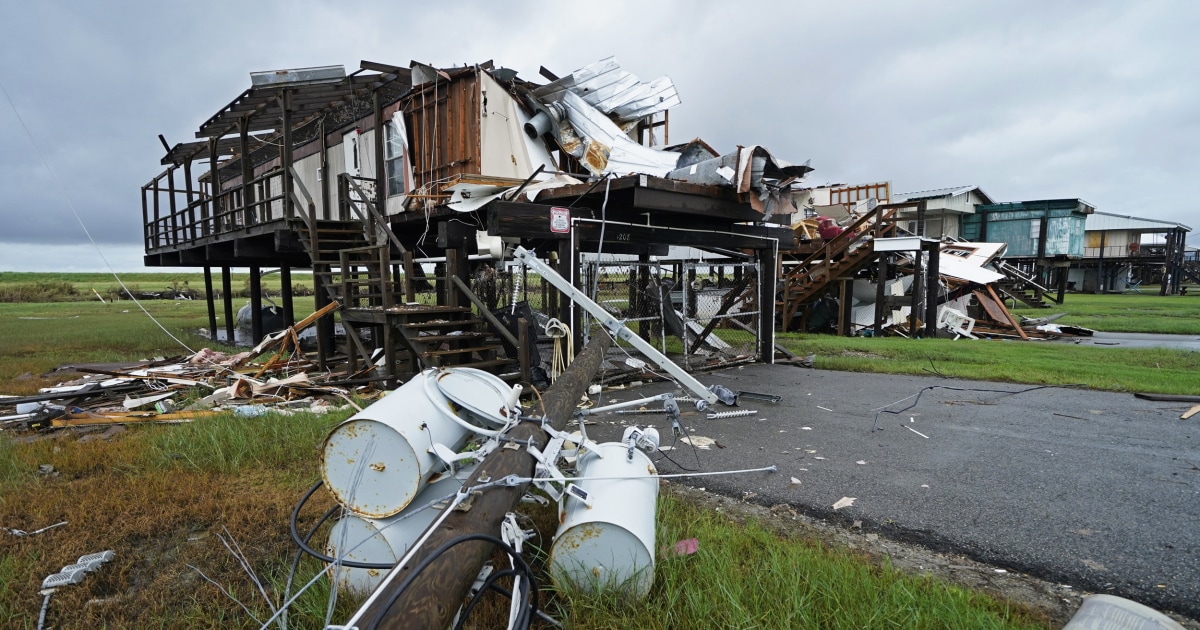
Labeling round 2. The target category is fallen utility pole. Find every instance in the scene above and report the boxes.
[343,332,614,630]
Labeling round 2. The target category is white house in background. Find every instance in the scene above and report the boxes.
[1079,211,1192,259]
[892,186,995,239]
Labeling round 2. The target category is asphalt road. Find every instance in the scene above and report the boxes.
[582,365,1200,620]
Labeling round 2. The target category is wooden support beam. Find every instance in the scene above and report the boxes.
[985,284,1029,341]
[346,333,614,630]
[923,241,941,338]
[758,249,776,362]
[873,253,888,335]
[221,266,235,344]
[280,266,295,326]
[449,275,521,353]
[837,278,852,337]
[249,266,263,344]
[204,267,217,340]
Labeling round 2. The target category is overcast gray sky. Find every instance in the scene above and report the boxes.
[1,0,1195,271]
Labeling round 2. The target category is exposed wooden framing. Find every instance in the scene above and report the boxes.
[166,167,178,245]
[402,250,416,302]
[873,253,889,335]
[183,160,196,240]
[837,279,852,336]
[207,138,219,237]
[487,201,789,250]
[238,117,255,227]
[985,284,1029,340]
[152,175,161,248]
[280,90,294,222]
[141,185,150,250]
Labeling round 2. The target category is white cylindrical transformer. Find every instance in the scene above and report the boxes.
[324,471,464,595]
[550,442,659,598]
[320,367,511,518]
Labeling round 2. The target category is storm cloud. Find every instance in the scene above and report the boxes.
[1,0,1195,270]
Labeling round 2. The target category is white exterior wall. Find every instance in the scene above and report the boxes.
[293,152,326,219]
[478,73,556,180]
[1084,229,1135,258]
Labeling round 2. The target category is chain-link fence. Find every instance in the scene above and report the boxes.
[394,256,761,382]
[579,257,761,374]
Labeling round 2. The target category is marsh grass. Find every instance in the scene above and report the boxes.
[0,301,249,395]
[1,406,1052,629]
[0,272,314,302]
[0,409,354,629]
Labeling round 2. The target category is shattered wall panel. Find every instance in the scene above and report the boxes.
[406,72,481,190]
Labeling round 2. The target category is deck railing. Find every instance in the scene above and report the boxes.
[142,167,311,251]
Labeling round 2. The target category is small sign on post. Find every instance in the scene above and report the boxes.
[550,206,571,234]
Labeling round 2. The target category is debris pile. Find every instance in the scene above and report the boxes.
[789,223,1097,341]
[0,305,366,436]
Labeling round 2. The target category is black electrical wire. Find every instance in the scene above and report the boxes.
[454,568,522,630]
[871,383,1076,431]
[654,419,702,472]
[367,533,537,630]
[461,578,563,629]
[283,502,340,616]
[289,479,394,569]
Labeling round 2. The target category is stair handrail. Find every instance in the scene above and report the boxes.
[341,174,408,255]
[994,260,1053,294]
[787,206,898,282]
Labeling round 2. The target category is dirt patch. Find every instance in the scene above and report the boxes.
[665,483,1200,630]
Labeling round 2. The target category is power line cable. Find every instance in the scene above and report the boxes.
[0,78,199,354]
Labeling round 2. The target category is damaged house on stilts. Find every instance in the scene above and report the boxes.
[141,58,806,386]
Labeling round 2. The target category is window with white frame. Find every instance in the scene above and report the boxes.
[385,118,408,197]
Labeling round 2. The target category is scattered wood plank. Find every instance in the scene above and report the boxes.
[51,410,219,427]
[1182,405,1200,420]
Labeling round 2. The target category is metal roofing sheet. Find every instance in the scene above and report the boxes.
[1085,211,1191,233]
[531,56,679,122]
[894,185,992,204]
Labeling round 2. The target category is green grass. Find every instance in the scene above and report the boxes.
[777,334,1200,395]
[556,492,1047,629]
[1011,291,1200,335]
[0,300,327,395]
[4,286,1189,626]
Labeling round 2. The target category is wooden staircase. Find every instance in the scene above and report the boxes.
[779,206,899,331]
[290,173,517,384]
[992,260,1058,308]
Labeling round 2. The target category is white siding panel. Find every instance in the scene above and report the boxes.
[294,153,325,219]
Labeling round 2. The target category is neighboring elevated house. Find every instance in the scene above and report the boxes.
[962,198,1093,260]
[1069,212,1193,293]
[892,186,994,239]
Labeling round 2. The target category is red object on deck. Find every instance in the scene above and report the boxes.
[817,217,844,240]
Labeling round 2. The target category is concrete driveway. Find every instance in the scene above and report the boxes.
[582,364,1200,620]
